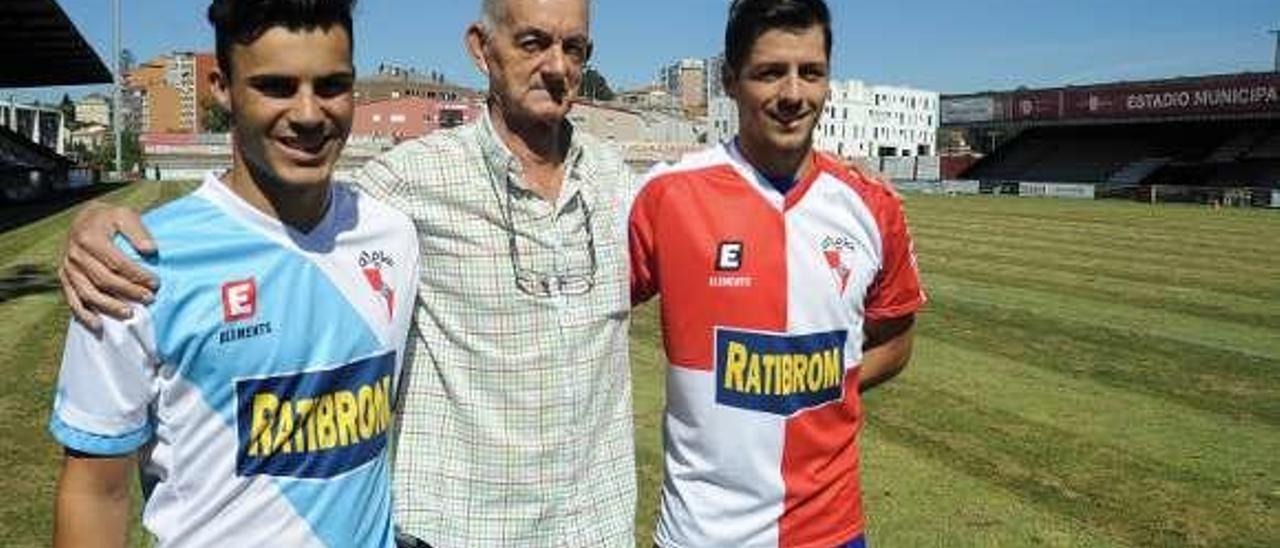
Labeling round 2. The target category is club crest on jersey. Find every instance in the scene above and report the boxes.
[359,250,396,319]
[235,352,395,479]
[820,235,861,295]
[714,328,848,416]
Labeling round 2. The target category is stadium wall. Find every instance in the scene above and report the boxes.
[860,155,942,181]
[896,180,981,195]
[1018,182,1096,199]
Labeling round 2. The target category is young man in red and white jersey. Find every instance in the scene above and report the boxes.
[629,0,925,546]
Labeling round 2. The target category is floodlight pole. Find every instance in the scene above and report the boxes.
[112,0,123,176]
[1271,29,1280,73]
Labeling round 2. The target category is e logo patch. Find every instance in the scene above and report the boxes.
[222,279,256,322]
[716,242,744,271]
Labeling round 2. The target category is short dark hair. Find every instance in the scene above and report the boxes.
[723,0,832,82]
[208,0,357,76]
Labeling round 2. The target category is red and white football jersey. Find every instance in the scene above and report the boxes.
[630,142,926,548]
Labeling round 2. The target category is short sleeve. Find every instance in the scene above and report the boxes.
[864,198,926,320]
[49,304,160,456]
[354,152,414,216]
[628,168,668,306]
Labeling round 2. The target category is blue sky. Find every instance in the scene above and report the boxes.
[15,0,1280,102]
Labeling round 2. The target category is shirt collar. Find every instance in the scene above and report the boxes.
[477,104,587,202]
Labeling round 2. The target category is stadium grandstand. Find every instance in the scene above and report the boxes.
[941,72,1280,207]
[0,0,112,202]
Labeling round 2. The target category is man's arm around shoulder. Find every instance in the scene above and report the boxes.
[59,201,158,330]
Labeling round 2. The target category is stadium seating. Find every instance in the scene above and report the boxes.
[963,121,1280,188]
[1246,131,1280,160]
[0,124,71,202]
[0,124,67,172]
[1205,130,1268,163]
[1108,157,1171,185]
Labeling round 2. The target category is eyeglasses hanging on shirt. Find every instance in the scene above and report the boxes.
[487,161,598,298]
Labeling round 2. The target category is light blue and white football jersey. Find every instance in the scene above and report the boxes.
[50,172,420,547]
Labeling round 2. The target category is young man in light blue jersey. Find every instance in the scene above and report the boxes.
[49,1,419,546]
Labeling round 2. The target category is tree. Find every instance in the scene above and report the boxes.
[59,93,77,128]
[201,97,232,133]
[93,129,143,173]
[578,65,615,101]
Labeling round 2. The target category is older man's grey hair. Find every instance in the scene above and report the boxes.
[479,0,591,31]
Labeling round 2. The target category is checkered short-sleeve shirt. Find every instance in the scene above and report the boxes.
[355,111,636,547]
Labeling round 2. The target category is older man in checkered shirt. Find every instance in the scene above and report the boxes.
[362,0,636,544]
[58,0,636,546]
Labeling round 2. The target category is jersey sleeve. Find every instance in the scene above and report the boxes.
[628,170,666,305]
[865,196,926,320]
[49,303,160,456]
[392,221,423,408]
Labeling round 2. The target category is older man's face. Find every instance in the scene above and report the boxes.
[481,0,591,126]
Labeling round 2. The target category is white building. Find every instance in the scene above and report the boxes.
[639,111,703,145]
[705,54,726,109]
[168,52,200,133]
[709,80,938,160]
[75,93,112,127]
[707,95,739,145]
[816,80,938,159]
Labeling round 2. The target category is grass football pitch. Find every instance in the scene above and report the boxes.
[1,183,1276,547]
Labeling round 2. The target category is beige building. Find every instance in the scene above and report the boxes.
[355,64,480,104]
[125,52,217,133]
[659,59,708,117]
[74,93,111,127]
[70,123,109,151]
[567,102,647,143]
[127,60,180,133]
[614,86,681,114]
[568,101,703,146]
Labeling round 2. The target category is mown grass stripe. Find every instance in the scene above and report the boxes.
[913,225,1279,281]
[907,336,1280,492]
[907,197,1278,242]
[924,254,1278,329]
[921,229,1280,299]
[1,184,155,270]
[914,228,1279,291]
[0,294,73,547]
[870,379,1278,547]
[629,302,667,548]
[928,274,1280,360]
[920,296,1279,426]
[0,185,130,259]
[0,181,197,547]
[911,211,1280,257]
[860,428,1126,548]
[2,182,201,273]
